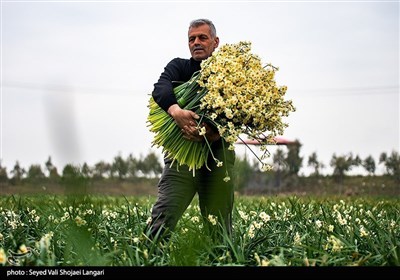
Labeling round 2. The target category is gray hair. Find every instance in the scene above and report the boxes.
[189,19,217,38]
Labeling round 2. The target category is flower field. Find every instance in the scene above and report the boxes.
[0,194,398,266]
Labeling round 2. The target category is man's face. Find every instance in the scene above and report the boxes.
[188,24,219,61]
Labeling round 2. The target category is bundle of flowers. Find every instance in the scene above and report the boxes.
[147,41,295,179]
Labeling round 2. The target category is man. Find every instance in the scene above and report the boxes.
[147,19,236,241]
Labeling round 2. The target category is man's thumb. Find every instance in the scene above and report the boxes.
[191,111,199,119]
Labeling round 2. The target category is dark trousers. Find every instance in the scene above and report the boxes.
[147,140,235,240]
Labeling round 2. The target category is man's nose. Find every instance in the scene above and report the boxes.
[193,37,201,45]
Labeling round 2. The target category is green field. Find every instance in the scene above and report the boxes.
[0,194,399,266]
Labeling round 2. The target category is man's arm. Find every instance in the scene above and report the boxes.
[152,59,182,113]
[152,58,219,142]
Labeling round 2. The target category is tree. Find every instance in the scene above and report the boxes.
[308,151,325,176]
[49,167,60,181]
[62,164,81,180]
[127,154,139,179]
[363,155,376,175]
[61,163,88,194]
[81,162,92,178]
[10,161,25,185]
[272,148,286,189]
[353,155,362,166]
[111,154,128,180]
[330,153,359,184]
[233,154,253,191]
[0,161,8,183]
[92,161,111,179]
[379,151,400,182]
[285,140,303,176]
[26,164,45,183]
[45,156,59,181]
[141,152,162,178]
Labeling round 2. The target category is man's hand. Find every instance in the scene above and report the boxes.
[168,104,202,142]
[203,122,220,143]
[182,122,221,143]
[168,105,220,143]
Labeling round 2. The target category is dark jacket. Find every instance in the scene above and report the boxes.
[152,57,201,112]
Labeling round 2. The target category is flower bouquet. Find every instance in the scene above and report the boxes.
[147,41,295,178]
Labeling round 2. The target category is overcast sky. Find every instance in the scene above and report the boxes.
[1,0,399,176]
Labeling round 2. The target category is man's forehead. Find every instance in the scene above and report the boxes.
[188,25,210,36]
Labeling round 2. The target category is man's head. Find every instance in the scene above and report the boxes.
[188,19,219,61]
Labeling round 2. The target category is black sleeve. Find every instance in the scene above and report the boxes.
[152,58,184,113]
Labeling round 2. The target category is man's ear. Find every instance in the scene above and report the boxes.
[214,36,220,48]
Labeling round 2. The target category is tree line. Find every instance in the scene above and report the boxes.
[0,152,162,186]
[0,140,399,189]
[234,140,399,192]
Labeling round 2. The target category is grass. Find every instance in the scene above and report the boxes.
[0,194,398,266]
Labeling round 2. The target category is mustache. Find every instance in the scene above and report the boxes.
[193,47,204,51]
